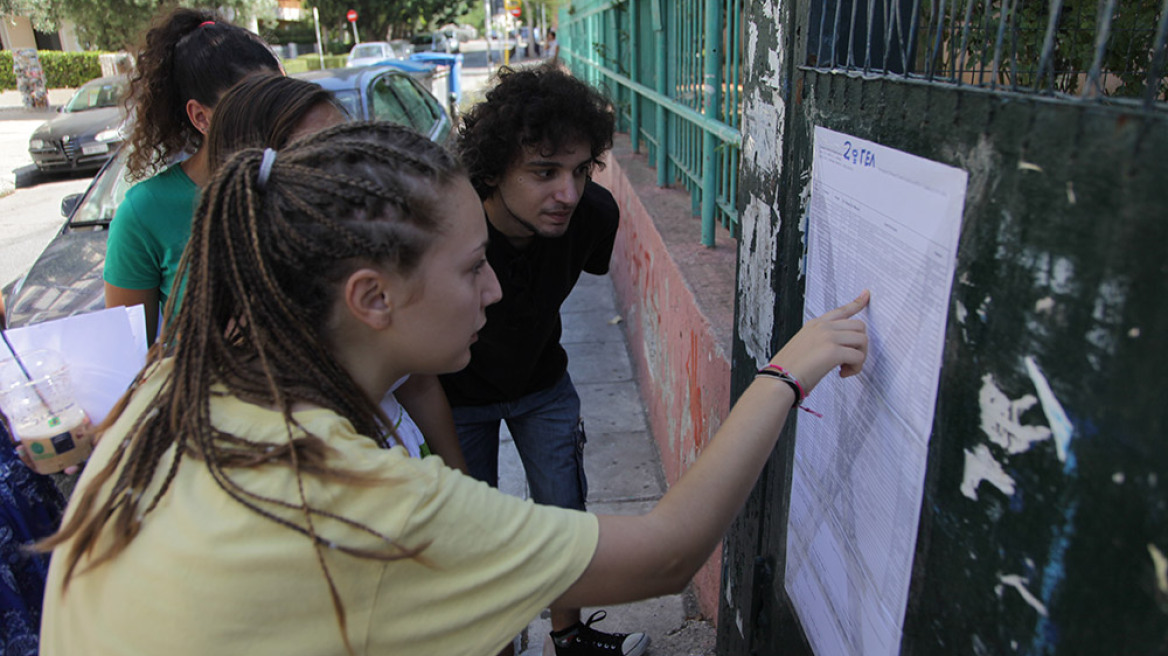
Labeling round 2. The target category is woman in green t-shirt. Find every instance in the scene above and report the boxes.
[103,7,281,344]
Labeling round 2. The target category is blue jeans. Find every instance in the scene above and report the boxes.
[451,373,588,511]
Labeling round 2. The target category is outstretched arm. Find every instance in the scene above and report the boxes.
[555,291,870,608]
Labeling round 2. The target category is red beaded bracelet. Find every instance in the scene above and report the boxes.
[755,364,823,418]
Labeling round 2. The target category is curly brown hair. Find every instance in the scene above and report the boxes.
[458,63,615,199]
[124,7,280,179]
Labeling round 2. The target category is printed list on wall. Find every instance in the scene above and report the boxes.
[784,127,968,655]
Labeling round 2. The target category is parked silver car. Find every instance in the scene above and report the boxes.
[28,76,129,172]
[346,41,412,67]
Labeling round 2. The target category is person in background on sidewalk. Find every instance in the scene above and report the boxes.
[103,8,281,345]
[547,29,560,62]
[438,64,640,656]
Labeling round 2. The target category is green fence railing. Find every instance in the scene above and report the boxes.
[561,0,743,244]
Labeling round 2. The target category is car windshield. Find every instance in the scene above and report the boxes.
[69,149,135,226]
[331,90,360,119]
[351,44,386,59]
[65,79,126,113]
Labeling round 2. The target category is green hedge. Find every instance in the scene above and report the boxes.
[0,52,15,91]
[38,51,104,88]
[0,50,107,90]
[283,53,348,74]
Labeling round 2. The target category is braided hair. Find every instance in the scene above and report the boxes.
[43,122,463,652]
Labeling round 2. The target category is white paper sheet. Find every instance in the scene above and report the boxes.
[2,305,148,425]
[785,127,968,655]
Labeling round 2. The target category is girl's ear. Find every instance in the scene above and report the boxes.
[186,99,214,136]
[341,268,396,330]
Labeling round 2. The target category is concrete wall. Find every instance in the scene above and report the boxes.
[592,136,737,620]
[0,15,37,50]
[0,15,84,52]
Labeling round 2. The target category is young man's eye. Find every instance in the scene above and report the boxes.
[471,259,487,274]
[534,169,555,179]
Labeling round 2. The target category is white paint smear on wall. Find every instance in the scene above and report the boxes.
[961,444,1016,500]
[1149,544,1168,596]
[1024,356,1074,463]
[978,374,1052,455]
[738,196,778,365]
[996,574,1049,616]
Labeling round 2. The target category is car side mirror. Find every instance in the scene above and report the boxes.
[61,193,82,217]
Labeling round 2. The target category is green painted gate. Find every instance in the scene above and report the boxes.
[722,0,1168,654]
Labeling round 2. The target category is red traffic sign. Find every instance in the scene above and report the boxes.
[346,9,358,22]
[510,6,522,16]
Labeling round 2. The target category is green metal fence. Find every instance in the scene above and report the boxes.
[560,0,743,245]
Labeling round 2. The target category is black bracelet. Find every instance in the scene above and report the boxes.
[755,366,823,418]
[754,368,801,407]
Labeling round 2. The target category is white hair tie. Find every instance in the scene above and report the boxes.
[257,148,277,189]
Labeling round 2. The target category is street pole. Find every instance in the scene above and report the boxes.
[313,7,325,69]
[484,0,494,71]
[350,21,360,44]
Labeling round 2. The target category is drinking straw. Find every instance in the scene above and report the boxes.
[0,330,59,419]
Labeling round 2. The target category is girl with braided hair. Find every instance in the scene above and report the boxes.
[39,122,869,655]
[205,71,469,471]
[103,7,281,344]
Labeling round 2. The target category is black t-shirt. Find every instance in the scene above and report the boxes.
[441,180,620,406]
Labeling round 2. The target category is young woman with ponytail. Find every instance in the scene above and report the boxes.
[103,7,281,344]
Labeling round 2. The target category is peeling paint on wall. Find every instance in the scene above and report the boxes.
[961,443,1016,500]
[743,90,781,176]
[737,0,787,370]
[1149,544,1168,598]
[796,171,812,278]
[739,196,778,365]
[1023,357,1074,463]
[978,374,1053,455]
[997,574,1050,616]
[944,134,995,216]
[976,295,991,322]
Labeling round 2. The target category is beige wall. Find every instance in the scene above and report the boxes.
[58,20,82,51]
[0,15,37,50]
[1,15,84,51]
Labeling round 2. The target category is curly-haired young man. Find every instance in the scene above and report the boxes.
[440,65,650,656]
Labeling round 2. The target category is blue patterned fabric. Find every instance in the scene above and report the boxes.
[0,422,65,656]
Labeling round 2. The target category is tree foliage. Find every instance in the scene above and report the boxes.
[306,0,473,42]
[0,0,276,51]
[948,0,1164,98]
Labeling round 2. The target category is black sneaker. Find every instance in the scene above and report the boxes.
[550,610,650,656]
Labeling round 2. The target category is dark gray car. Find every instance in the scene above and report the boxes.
[4,66,451,329]
[29,75,128,173]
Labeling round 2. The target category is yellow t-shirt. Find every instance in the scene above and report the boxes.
[40,360,599,656]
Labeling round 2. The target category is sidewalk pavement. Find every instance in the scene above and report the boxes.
[0,88,75,119]
[507,273,716,656]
